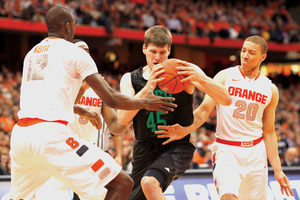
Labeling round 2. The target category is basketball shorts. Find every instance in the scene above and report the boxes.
[9,122,121,200]
[129,141,195,200]
[211,140,268,200]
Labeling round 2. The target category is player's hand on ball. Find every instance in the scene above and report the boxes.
[176,60,207,85]
[144,64,165,92]
[145,86,177,113]
[155,124,186,145]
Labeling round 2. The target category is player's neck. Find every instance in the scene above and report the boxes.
[239,65,260,80]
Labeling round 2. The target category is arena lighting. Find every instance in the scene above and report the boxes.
[229,55,237,61]
[104,51,117,62]
[291,64,300,75]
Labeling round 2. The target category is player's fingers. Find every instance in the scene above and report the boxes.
[176,60,188,65]
[162,138,173,145]
[160,97,176,103]
[156,134,168,138]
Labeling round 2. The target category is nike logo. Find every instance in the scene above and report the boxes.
[232,79,240,81]
[165,167,170,172]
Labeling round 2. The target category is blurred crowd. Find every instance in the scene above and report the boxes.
[0,0,300,43]
[0,62,300,175]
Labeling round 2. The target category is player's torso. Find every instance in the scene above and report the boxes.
[131,67,194,141]
[68,87,102,143]
[216,66,272,141]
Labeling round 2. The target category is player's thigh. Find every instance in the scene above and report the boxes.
[147,144,194,191]
[38,123,121,199]
[239,143,268,200]
[9,125,53,199]
[212,145,242,198]
[35,177,72,200]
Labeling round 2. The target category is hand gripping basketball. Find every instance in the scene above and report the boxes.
[157,59,190,94]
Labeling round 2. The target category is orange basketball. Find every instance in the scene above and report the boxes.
[157,58,189,94]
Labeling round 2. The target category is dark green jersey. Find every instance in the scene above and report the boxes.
[131,66,194,142]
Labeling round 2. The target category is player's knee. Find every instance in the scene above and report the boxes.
[141,176,160,191]
[220,193,238,200]
[121,171,134,190]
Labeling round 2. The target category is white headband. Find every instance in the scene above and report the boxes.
[74,41,89,49]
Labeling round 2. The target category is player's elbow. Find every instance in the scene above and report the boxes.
[118,115,129,126]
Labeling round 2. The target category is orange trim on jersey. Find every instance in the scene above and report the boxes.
[238,65,246,79]
[216,137,262,148]
[17,118,68,127]
[238,66,261,81]
[45,37,60,39]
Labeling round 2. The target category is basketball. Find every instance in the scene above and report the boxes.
[157,58,190,94]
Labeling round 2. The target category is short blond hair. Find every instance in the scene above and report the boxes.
[144,25,172,48]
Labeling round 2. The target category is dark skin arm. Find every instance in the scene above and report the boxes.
[85,73,177,112]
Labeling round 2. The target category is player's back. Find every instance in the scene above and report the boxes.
[18,38,98,123]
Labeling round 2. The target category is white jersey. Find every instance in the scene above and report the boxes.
[215,66,272,141]
[68,87,111,150]
[18,38,98,123]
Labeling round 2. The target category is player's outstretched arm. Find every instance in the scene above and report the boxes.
[262,84,293,197]
[85,73,177,112]
[156,93,217,145]
[176,61,232,106]
[117,64,169,125]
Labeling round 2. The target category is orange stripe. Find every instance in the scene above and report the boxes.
[17,118,68,127]
[216,137,262,147]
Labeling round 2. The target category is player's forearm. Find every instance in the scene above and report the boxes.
[194,76,231,106]
[117,87,150,125]
[73,105,86,116]
[263,132,282,173]
[112,136,123,158]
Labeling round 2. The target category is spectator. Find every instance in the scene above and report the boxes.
[166,13,182,34]
[140,7,155,30]
[282,147,300,166]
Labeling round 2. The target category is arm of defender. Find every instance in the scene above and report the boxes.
[85,73,176,112]
[177,62,232,106]
[262,84,293,197]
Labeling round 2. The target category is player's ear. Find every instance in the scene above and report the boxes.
[65,22,70,33]
[142,44,147,55]
[167,46,171,56]
[261,53,267,62]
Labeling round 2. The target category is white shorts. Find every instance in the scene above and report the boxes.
[35,177,107,200]
[9,122,121,200]
[211,140,268,199]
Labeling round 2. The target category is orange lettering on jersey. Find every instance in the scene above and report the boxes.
[228,86,268,104]
[33,45,50,53]
[78,96,102,107]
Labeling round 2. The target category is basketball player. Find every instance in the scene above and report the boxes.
[117,25,232,200]
[8,6,177,200]
[155,36,294,199]
[35,39,127,200]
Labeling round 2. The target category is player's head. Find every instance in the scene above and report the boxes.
[45,6,75,42]
[73,39,89,53]
[143,25,172,69]
[240,36,267,70]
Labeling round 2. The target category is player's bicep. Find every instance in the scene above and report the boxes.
[213,70,227,85]
[120,73,135,97]
[262,84,278,134]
